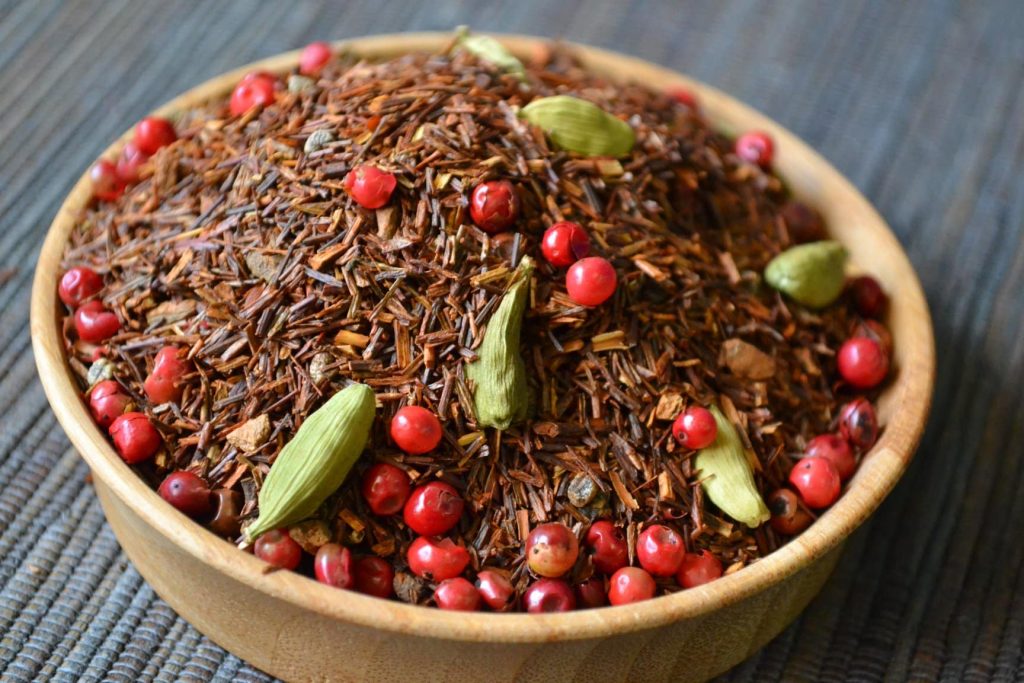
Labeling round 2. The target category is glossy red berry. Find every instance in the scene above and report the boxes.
[475,570,516,611]
[565,256,617,307]
[158,471,212,517]
[361,463,411,515]
[839,398,879,451]
[469,180,519,233]
[116,141,149,184]
[805,433,856,481]
[849,276,888,319]
[230,72,277,115]
[403,481,464,536]
[584,520,628,574]
[767,488,813,536]
[314,543,354,589]
[108,411,161,464]
[788,456,841,509]
[541,221,590,267]
[522,578,576,613]
[780,201,826,244]
[837,337,889,389]
[636,524,686,577]
[353,556,394,598]
[677,550,723,588]
[134,116,177,155]
[59,266,103,308]
[667,87,698,110]
[343,164,397,209]
[254,529,302,570]
[434,577,480,611]
[525,522,579,578]
[390,405,443,454]
[407,536,470,582]
[299,41,332,75]
[144,345,190,404]
[735,131,774,169]
[74,300,120,343]
[672,406,718,449]
[608,567,657,605]
[575,577,608,609]
[89,380,130,429]
[90,159,125,202]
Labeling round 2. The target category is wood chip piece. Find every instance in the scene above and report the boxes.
[226,414,271,453]
[244,251,281,283]
[719,338,777,380]
[654,392,685,421]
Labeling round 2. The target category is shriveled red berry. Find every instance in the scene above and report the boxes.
[361,463,411,516]
[636,524,686,577]
[780,201,826,244]
[434,577,480,611]
[88,380,129,429]
[299,41,332,75]
[343,164,397,209]
[403,481,464,536]
[390,405,442,454]
[672,406,718,449]
[805,433,856,481]
[667,87,698,110]
[838,337,889,389]
[789,456,841,509]
[735,131,774,169]
[74,300,120,343]
[158,471,212,517]
[353,556,394,598]
[109,411,161,464]
[314,543,354,589]
[469,180,519,233]
[541,221,590,268]
[677,550,723,588]
[134,116,177,155]
[230,72,277,115]
[407,536,470,582]
[767,488,813,536]
[144,345,190,404]
[254,529,302,570]
[584,520,628,574]
[526,522,579,578]
[608,567,657,605]
[839,398,879,451]
[116,141,149,184]
[575,577,608,609]
[849,276,888,319]
[565,256,617,307]
[90,159,125,201]
[522,578,576,613]
[475,570,515,611]
[59,266,103,308]
[852,318,893,360]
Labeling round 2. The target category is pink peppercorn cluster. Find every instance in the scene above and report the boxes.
[89,115,177,202]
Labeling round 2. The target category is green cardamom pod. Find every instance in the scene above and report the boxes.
[465,257,534,429]
[695,406,770,528]
[454,27,526,80]
[764,240,847,308]
[519,95,636,158]
[244,383,376,541]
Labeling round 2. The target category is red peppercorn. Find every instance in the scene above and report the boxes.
[575,577,608,609]
[133,116,177,155]
[805,433,857,481]
[677,550,723,588]
[403,481,464,536]
[767,488,813,536]
[299,41,333,75]
[59,266,103,308]
[780,201,826,244]
[672,406,718,449]
[469,180,520,233]
[314,543,354,589]
[636,524,686,577]
[144,345,190,404]
[837,337,889,389]
[390,405,443,454]
[407,536,470,582]
[475,570,516,611]
[788,456,841,509]
[849,276,888,319]
[90,159,125,202]
[608,567,657,605]
[229,72,277,116]
[157,471,212,517]
[254,529,302,570]
[667,87,698,110]
[565,256,617,307]
[108,411,161,464]
[353,556,394,599]
[525,522,579,578]
[541,221,590,268]
[343,164,397,209]
[852,318,893,360]
[361,462,412,516]
[522,578,576,613]
[434,577,480,611]
[839,398,879,451]
[74,300,120,343]
[88,380,130,429]
[116,141,149,184]
[584,520,628,574]
[735,131,774,169]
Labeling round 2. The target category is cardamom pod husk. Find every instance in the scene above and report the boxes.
[465,257,534,429]
[244,383,376,540]
[519,95,636,158]
[454,26,526,80]
[695,406,770,528]
[764,240,847,308]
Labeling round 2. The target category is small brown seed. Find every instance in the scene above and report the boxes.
[209,488,244,537]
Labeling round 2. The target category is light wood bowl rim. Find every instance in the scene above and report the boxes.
[30,32,934,644]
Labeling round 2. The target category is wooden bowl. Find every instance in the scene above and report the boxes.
[30,33,934,682]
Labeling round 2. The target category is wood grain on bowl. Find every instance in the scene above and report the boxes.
[30,33,934,682]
